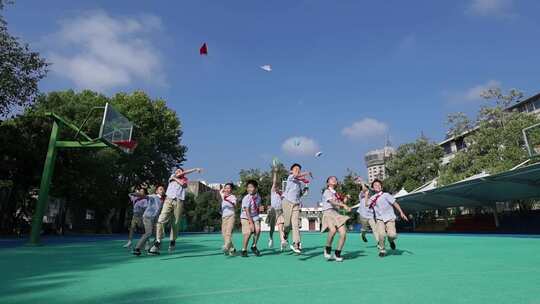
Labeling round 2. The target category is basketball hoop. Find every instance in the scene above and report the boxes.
[112,140,138,154]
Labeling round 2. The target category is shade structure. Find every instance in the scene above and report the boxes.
[397,162,540,211]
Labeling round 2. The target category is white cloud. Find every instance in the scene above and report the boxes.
[466,0,514,17]
[281,136,320,156]
[447,80,501,103]
[48,11,165,91]
[342,118,388,140]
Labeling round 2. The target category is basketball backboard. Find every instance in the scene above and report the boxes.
[98,103,137,153]
[522,123,540,157]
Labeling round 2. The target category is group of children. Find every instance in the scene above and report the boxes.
[124,162,409,261]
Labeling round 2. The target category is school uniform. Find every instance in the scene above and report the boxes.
[357,193,379,242]
[282,174,304,244]
[265,191,284,227]
[135,194,163,250]
[369,192,398,251]
[240,193,261,235]
[128,194,148,240]
[156,174,186,242]
[320,188,350,232]
[221,194,237,251]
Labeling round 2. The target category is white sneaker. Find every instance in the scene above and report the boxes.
[324,250,333,260]
[335,255,344,262]
[268,238,274,248]
[122,240,132,248]
[280,241,287,252]
[290,244,301,254]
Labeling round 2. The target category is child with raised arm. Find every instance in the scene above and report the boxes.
[321,176,351,262]
[240,180,262,257]
[133,185,165,256]
[266,168,287,250]
[149,167,202,255]
[123,187,148,248]
[355,177,378,244]
[282,163,311,254]
[368,179,408,257]
[220,183,237,256]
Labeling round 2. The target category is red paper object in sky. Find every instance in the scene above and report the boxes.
[199,43,208,55]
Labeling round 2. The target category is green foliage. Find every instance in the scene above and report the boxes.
[0,1,49,116]
[0,90,186,232]
[439,110,539,185]
[384,138,444,192]
[185,192,220,231]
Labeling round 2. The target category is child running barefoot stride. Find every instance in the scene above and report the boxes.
[240,180,262,257]
[282,163,311,254]
[220,183,237,256]
[266,167,287,251]
[321,176,351,262]
[149,167,202,255]
[368,179,408,257]
[123,187,148,248]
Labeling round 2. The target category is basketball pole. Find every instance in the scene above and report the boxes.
[29,114,108,245]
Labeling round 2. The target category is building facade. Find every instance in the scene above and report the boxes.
[364,145,396,183]
[260,207,323,232]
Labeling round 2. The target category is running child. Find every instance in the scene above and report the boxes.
[220,183,237,256]
[321,176,351,262]
[240,180,262,257]
[282,163,311,254]
[266,168,287,251]
[149,167,202,255]
[133,185,165,256]
[355,177,378,244]
[368,179,408,257]
[123,187,148,248]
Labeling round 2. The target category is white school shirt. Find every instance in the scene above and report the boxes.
[240,193,261,221]
[143,194,163,220]
[221,194,237,218]
[270,191,283,210]
[321,188,338,211]
[283,174,302,204]
[165,174,186,200]
[370,192,397,222]
[129,194,148,216]
[357,193,374,219]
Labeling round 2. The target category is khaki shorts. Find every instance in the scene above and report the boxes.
[358,216,376,232]
[241,218,261,234]
[265,208,284,225]
[321,209,349,232]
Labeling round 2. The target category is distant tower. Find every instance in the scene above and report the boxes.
[364,138,396,183]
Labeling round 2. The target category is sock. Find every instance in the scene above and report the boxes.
[335,250,342,257]
[325,246,331,254]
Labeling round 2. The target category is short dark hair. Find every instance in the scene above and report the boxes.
[224,182,235,190]
[290,163,302,170]
[140,188,148,195]
[246,179,258,188]
[326,176,337,184]
[371,179,383,188]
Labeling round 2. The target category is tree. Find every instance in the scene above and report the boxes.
[384,138,444,192]
[439,88,540,185]
[185,192,220,231]
[0,1,48,117]
[0,90,186,234]
[445,112,473,139]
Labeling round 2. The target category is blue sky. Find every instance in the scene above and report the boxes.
[4,0,540,204]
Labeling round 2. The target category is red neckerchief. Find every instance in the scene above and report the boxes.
[369,192,384,209]
[335,192,345,202]
[223,194,236,206]
[296,177,310,184]
[250,194,259,215]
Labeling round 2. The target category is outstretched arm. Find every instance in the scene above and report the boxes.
[393,202,408,221]
[272,169,278,192]
[183,168,203,175]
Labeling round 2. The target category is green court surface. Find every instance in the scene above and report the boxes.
[1,233,540,304]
